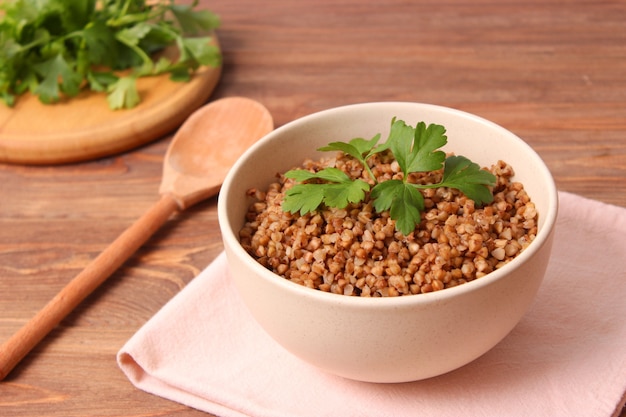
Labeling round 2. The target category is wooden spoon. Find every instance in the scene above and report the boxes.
[0,96,273,380]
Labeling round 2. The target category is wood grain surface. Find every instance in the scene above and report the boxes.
[1,0,625,416]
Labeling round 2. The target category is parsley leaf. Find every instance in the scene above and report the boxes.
[283,168,370,214]
[282,184,325,215]
[106,76,140,110]
[318,134,382,182]
[437,155,497,205]
[323,180,371,208]
[179,37,221,67]
[33,54,82,103]
[319,134,382,162]
[370,180,425,235]
[387,119,447,174]
[170,4,221,35]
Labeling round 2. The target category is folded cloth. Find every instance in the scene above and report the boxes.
[118,192,626,417]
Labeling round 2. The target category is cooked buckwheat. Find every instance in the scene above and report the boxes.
[240,150,538,297]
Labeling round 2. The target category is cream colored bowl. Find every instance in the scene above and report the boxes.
[218,102,558,383]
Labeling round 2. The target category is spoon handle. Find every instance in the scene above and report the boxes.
[0,194,180,381]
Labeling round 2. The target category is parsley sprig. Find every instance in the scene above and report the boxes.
[282,118,497,235]
[0,0,221,109]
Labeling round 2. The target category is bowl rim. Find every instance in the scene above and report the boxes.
[218,101,559,307]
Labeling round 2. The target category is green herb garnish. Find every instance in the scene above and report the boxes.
[0,0,221,109]
[282,118,497,236]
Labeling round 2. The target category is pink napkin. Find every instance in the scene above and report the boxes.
[118,191,626,417]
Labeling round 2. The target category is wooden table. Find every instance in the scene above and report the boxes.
[1,0,624,416]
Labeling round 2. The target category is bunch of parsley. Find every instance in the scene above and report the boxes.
[282,118,497,236]
[0,0,221,109]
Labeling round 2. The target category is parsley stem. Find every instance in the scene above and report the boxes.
[116,36,154,69]
[363,161,378,186]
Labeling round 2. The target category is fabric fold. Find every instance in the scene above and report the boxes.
[118,192,626,417]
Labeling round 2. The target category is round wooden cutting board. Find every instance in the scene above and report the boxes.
[0,40,222,165]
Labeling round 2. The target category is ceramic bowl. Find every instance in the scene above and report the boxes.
[218,102,558,383]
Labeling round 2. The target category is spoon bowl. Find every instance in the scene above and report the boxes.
[161,97,274,209]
